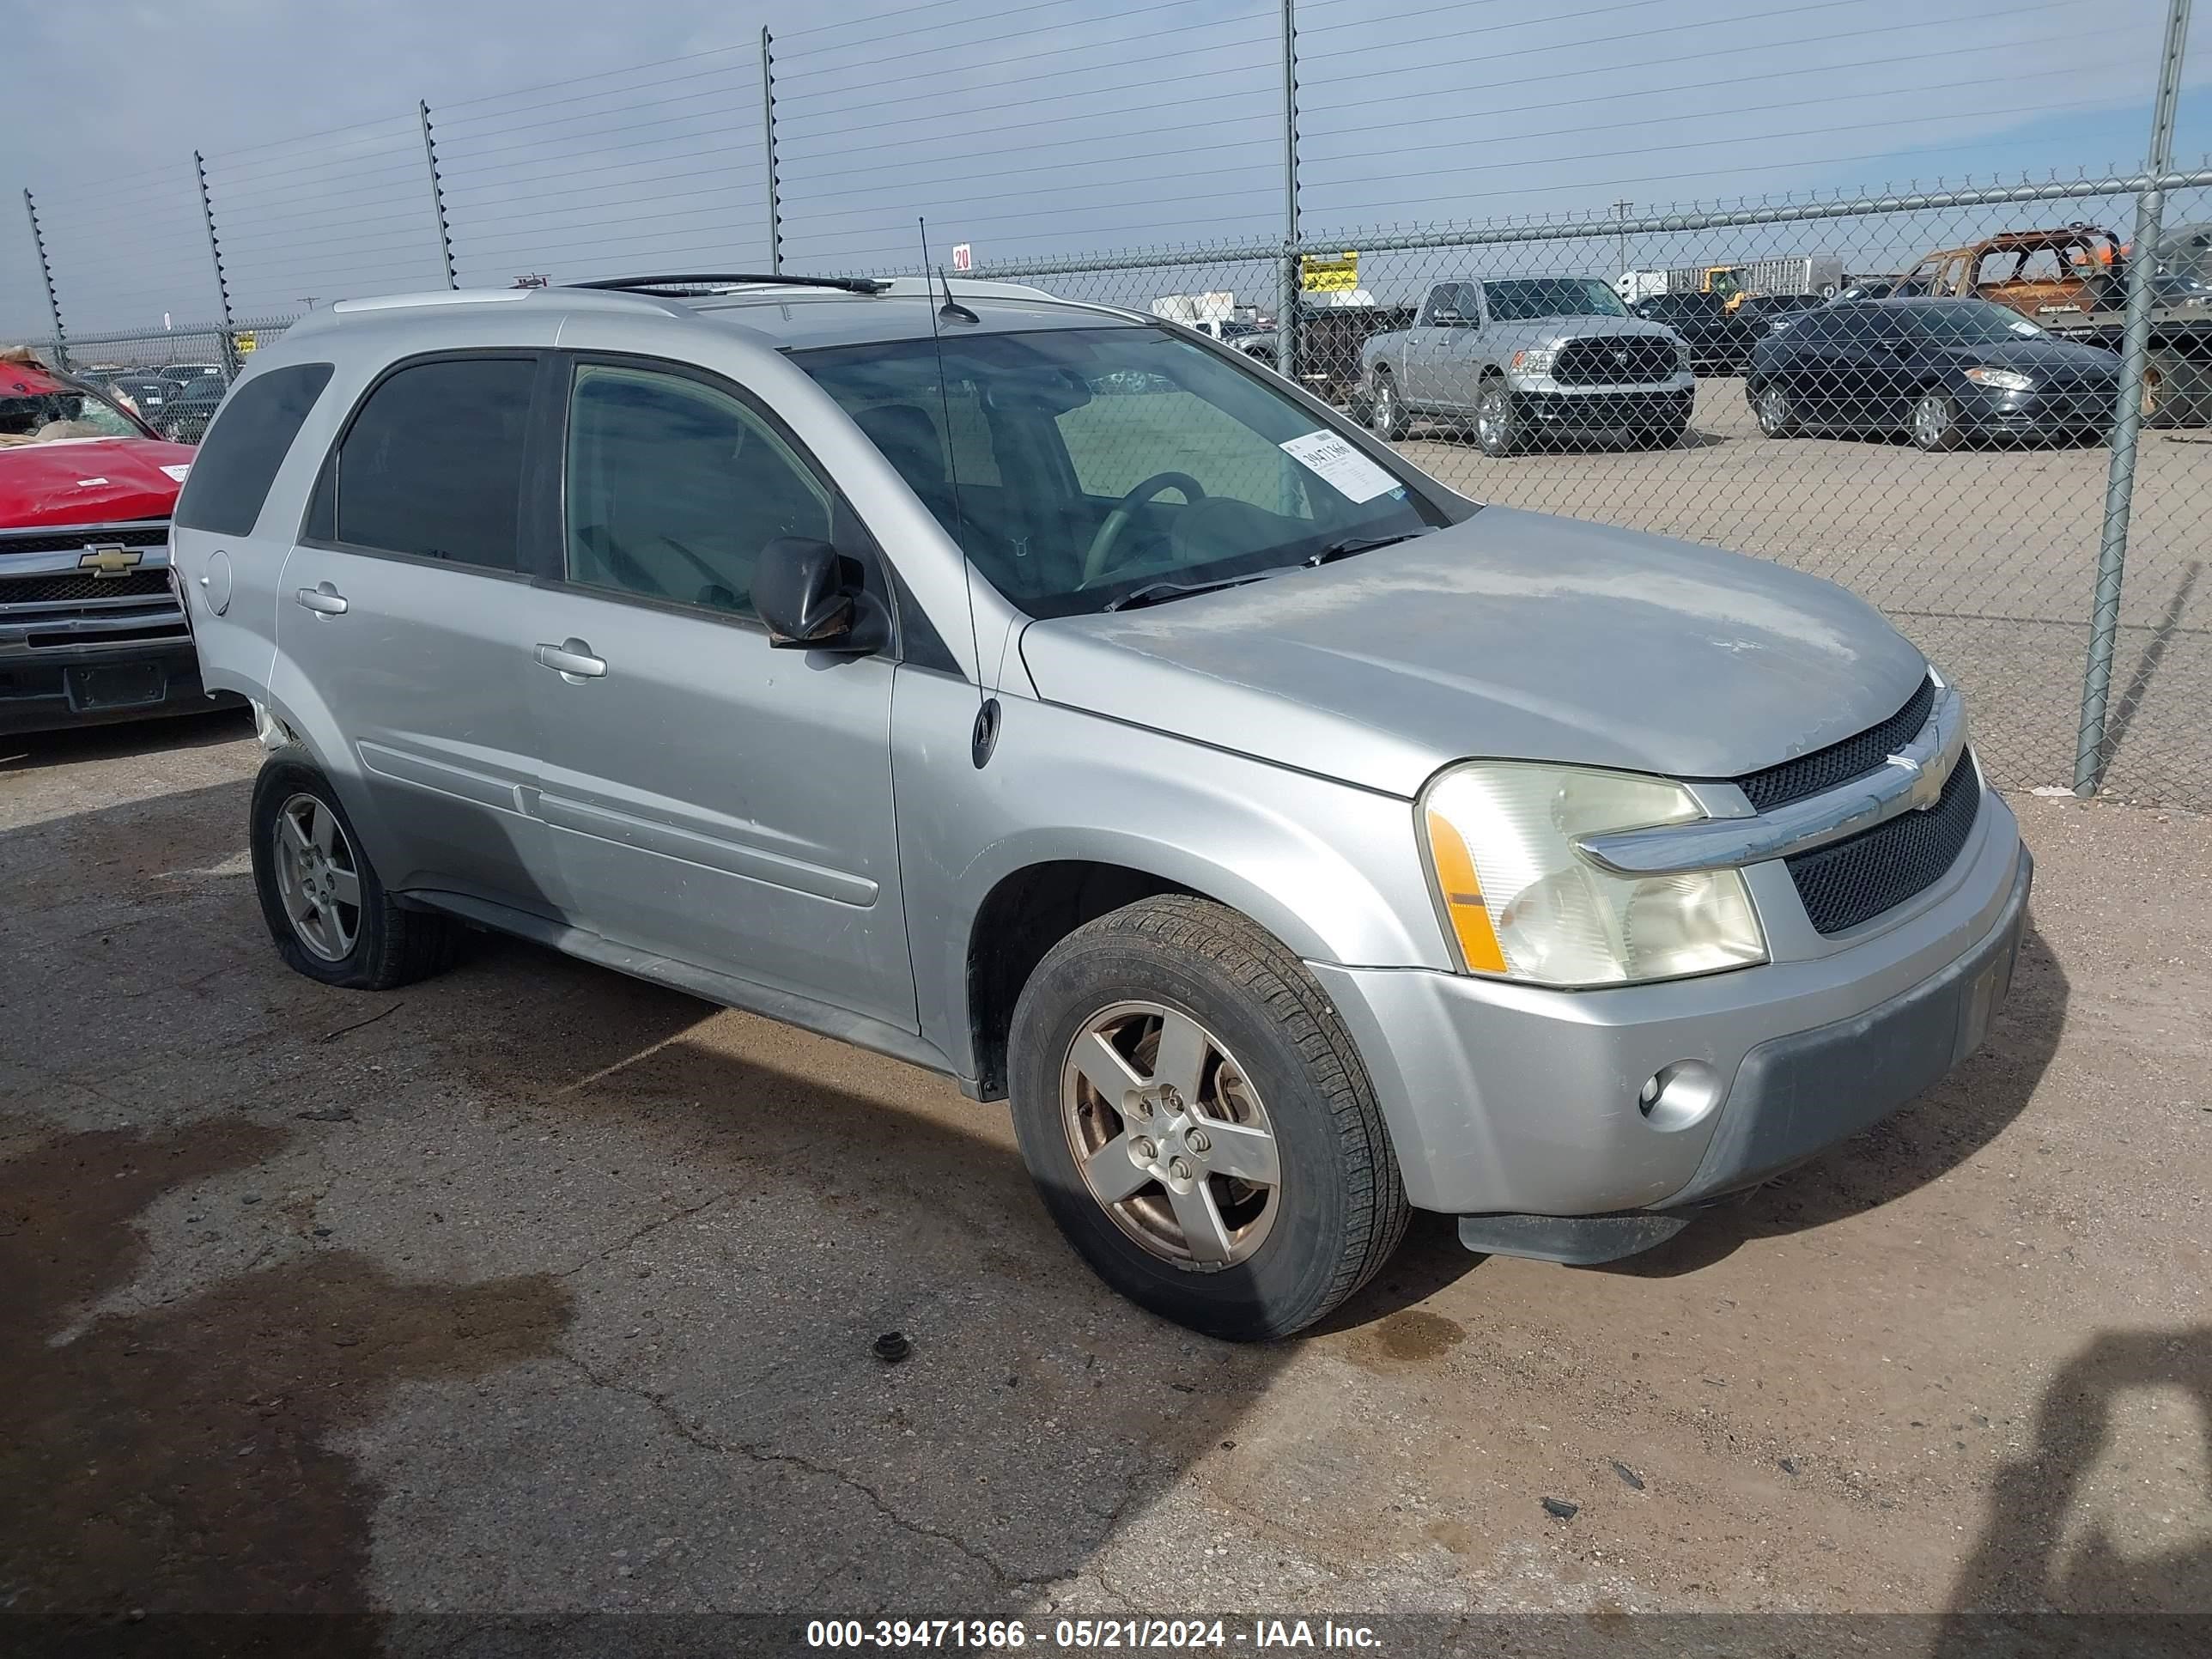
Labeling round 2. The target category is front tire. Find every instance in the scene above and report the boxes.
[250,750,461,990]
[1911,390,1963,452]
[1369,370,1408,441]
[1474,377,1521,456]
[1753,382,1799,437]
[1007,896,1408,1341]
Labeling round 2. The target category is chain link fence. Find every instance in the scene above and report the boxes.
[4,0,2207,808]
[954,175,2211,808]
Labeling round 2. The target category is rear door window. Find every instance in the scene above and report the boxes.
[327,356,537,570]
[170,363,333,535]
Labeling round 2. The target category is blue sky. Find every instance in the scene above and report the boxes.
[3,0,2207,336]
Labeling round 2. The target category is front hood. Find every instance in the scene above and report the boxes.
[0,437,194,528]
[1516,315,1676,342]
[1019,507,1928,798]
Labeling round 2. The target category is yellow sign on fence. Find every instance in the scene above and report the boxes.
[234,331,258,355]
[1300,251,1360,293]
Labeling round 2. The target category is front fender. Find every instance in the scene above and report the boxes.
[890,672,1450,1084]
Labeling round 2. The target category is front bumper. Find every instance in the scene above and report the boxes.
[1508,379,1694,430]
[1958,382,2114,436]
[1310,784,2027,1218]
[0,637,229,735]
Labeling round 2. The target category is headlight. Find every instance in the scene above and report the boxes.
[1419,762,1768,987]
[1510,347,1556,375]
[1964,366,2034,392]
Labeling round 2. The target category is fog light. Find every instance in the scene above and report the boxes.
[1638,1060,1723,1132]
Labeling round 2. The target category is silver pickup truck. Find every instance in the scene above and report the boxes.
[1360,276,1693,454]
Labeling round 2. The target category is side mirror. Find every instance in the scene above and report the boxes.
[754,537,860,650]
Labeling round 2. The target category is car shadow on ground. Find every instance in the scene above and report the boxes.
[0,777,1304,1643]
[1597,911,2068,1279]
[0,704,252,771]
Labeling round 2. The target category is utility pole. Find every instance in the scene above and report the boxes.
[1612,199,1632,280]
[2074,0,2191,794]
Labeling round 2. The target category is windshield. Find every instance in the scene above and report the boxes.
[1888,301,2047,345]
[1483,278,1626,322]
[0,356,150,445]
[800,325,1449,618]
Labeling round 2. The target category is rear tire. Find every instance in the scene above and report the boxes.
[1007,896,1409,1341]
[250,749,462,991]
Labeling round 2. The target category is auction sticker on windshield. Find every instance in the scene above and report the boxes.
[1279,429,1399,504]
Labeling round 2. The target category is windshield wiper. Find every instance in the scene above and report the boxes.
[1304,532,1423,567]
[1102,573,1278,612]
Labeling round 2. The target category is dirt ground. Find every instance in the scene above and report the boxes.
[2,708,2208,1655]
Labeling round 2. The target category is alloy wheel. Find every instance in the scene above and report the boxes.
[1476,385,1510,451]
[1060,1000,1281,1269]
[1372,378,1398,437]
[272,793,362,963]
[1914,392,1954,449]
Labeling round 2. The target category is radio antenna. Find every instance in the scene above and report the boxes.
[918,216,998,767]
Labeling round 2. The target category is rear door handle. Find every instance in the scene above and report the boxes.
[294,582,348,616]
[533,639,607,680]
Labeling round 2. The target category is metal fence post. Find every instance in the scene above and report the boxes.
[1278,0,1301,384]
[762,27,784,274]
[21,188,68,370]
[2073,0,2191,795]
[418,100,459,290]
[193,151,242,378]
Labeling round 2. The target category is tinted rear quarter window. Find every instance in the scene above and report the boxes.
[331,356,537,570]
[172,363,334,535]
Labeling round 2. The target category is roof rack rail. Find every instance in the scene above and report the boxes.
[568,273,890,296]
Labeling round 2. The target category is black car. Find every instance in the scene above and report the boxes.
[106,374,188,419]
[1735,293,1827,336]
[1828,276,1928,306]
[151,375,227,444]
[1629,290,1759,374]
[1746,298,2119,451]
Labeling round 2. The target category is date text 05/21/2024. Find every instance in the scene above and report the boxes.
[804,1618,1384,1650]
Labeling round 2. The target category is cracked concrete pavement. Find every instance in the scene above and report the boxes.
[3,708,2208,1650]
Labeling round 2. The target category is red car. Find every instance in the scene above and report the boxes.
[2,349,233,735]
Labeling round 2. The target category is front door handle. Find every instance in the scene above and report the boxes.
[294,582,348,617]
[533,639,607,680]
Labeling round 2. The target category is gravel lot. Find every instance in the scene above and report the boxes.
[3,708,2207,1654]
[1394,378,2211,810]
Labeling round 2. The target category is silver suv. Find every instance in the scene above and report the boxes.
[175,274,2028,1340]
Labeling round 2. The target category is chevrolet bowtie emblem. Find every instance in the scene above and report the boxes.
[1887,748,1952,811]
[78,545,142,578]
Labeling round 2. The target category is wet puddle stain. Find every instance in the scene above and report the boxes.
[0,1121,571,1646]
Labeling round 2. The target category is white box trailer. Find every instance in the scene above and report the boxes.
[1151,291,1239,326]
[1659,256,1847,300]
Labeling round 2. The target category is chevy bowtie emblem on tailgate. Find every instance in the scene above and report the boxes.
[77,545,142,578]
